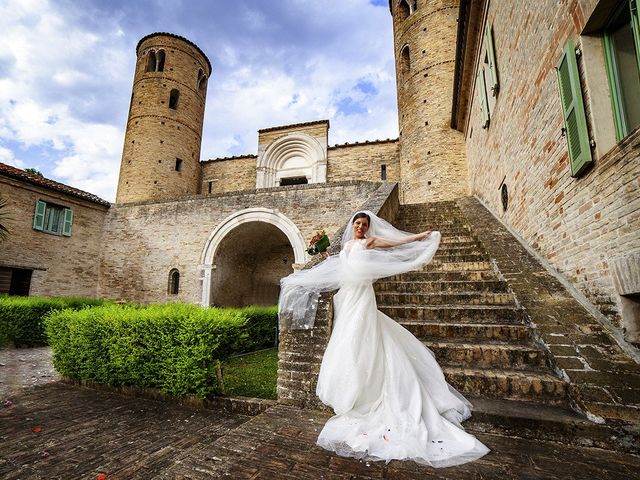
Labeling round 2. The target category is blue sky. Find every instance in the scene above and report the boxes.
[0,0,398,201]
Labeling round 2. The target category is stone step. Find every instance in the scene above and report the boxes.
[432,253,488,263]
[465,397,639,454]
[439,235,479,244]
[425,341,546,370]
[374,279,510,293]
[443,366,567,404]
[421,261,494,272]
[379,304,524,323]
[375,291,515,306]
[386,270,498,282]
[400,321,533,342]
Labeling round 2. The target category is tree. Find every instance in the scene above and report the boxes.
[24,168,43,177]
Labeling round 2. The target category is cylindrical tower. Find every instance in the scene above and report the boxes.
[391,0,468,204]
[116,33,211,204]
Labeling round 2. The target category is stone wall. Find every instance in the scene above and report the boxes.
[99,181,382,304]
[201,156,256,194]
[463,0,640,334]
[392,0,469,204]
[327,140,400,183]
[0,176,109,297]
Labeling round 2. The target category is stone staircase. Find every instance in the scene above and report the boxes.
[375,202,568,407]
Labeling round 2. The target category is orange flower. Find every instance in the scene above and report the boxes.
[97,474,109,480]
[33,426,42,433]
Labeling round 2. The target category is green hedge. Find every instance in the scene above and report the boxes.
[0,296,108,348]
[45,303,277,399]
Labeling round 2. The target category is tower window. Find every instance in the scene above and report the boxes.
[397,0,411,21]
[168,269,180,295]
[381,164,387,180]
[175,158,183,171]
[208,181,213,193]
[197,69,207,92]
[400,45,411,76]
[156,50,165,71]
[146,49,166,72]
[169,89,180,109]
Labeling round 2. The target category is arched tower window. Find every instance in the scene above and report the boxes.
[397,0,411,21]
[197,69,207,93]
[169,89,180,109]
[146,50,157,72]
[400,45,411,76]
[156,50,165,71]
[168,269,180,295]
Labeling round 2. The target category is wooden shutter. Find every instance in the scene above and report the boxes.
[631,0,640,68]
[484,23,499,96]
[556,40,592,177]
[33,200,46,231]
[477,67,490,128]
[62,208,73,237]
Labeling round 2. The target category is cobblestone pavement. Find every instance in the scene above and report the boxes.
[1,349,640,479]
[0,347,60,398]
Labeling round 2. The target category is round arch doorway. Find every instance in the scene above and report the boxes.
[211,221,295,307]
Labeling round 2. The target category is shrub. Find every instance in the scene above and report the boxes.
[0,296,108,348]
[45,303,277,399]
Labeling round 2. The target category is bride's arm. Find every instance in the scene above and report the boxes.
[366,231,432,249]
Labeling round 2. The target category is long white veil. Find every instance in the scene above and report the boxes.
[278,210,441,329]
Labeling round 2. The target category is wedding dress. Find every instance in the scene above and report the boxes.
[279,212,489,468]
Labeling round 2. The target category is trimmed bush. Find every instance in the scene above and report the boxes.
[0,296,108,348]
[45,303,277,399]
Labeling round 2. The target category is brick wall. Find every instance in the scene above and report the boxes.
[99,181,382,304]
[201,156,256,194]
[463,0,639,329]
[327,140,400,183]
[0,176,109,297]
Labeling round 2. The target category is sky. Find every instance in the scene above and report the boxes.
[0,0,399,202]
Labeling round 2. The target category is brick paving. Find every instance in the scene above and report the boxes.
[1,360,639,479]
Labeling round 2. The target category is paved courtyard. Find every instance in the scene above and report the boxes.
[1,348,639,479]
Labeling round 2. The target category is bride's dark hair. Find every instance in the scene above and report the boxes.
[352,212,370,224]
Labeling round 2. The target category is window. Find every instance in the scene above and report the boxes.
[381,164,387,180]
[279,176,308,186]
[603,0,640,141]
[0,267,32,296]
[168,269,180,295]
[400,45,411,76]
[33,200,73,236]
[197,69,207,92]
[477,22,499,129]
[175,158,183,171]
[145,49,165,72]
[169,89,179,109]
[397,0,411,21]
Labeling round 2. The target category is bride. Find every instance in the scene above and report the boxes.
[279,211,489,468]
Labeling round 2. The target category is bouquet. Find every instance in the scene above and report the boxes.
[307,230,330,255]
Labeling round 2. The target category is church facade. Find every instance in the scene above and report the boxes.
[0,0,638,345]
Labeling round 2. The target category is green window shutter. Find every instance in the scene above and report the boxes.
[631,0,640,69]
[62,208,73,237]
[484,23,499,96]
[478,67,490,128]
[33,200,46,231]
[556,40,592,177]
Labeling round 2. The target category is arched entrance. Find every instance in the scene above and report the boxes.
[200,208,307,307]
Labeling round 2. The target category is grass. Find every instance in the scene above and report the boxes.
[221,347,278,400]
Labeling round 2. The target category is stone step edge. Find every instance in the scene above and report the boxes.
[379,304,521,311]
[465,397,639,455]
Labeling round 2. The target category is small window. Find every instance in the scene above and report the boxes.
[279,176,308,186]
[197,69,207,92]
[603,0,640,141]
[156,50,165,72]
[33,200,73,236]
[146,50,156,72]
[397,0,411,21]
[169,89,180,109]
[381,164,387,181]
[175,158,183,171]
[400,45,411,76]
[208,181,213,193]
[168,269,179,295]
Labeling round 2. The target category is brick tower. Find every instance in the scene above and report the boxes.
[116,33,211,204]
[391,0,468,204]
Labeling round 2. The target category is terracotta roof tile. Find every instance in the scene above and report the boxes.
[258,119,330,134]
[0,162,111,207]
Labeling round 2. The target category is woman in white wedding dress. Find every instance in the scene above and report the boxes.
[279,211,489,468]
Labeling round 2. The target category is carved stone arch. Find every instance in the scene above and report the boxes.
[199,208,307,306]
[256,132,327,188]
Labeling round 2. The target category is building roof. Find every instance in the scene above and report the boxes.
[0,162,111,207]
[330,138,398,148]
[201,154,258,163]
[258,119,330,134]
[136,32,212,74]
